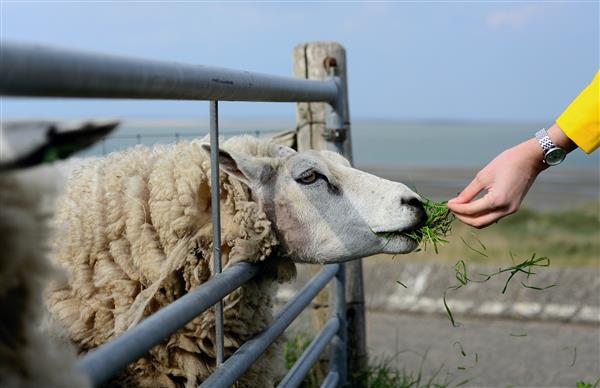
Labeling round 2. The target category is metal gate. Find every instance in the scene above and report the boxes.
[0,41,356,387]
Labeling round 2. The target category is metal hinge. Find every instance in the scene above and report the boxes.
[323,127,347,142]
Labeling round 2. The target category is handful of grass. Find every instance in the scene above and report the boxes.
[404,197,454,253]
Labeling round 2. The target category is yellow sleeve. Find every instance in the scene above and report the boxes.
[556,70,600,154]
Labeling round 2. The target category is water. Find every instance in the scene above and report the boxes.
[81,118,599,169]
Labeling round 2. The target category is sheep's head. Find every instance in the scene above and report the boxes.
[202,142,426,264]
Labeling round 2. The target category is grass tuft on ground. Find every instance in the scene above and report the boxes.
[282,334,464,388]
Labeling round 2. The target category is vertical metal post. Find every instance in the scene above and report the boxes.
[330,263,347,386]
[324,75,345,155]
[209,100,225,366]
[327,73,349,387]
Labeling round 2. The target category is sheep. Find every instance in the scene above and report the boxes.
[46,135,426,387]
[0,167,90,388]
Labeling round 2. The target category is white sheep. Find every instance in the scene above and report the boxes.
[0,168,90,388]
[47,135,426,387]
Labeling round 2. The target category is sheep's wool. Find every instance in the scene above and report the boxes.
[47,136,294,387]
[0,170,89,388]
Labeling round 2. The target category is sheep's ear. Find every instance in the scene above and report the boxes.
[201,144,271,187]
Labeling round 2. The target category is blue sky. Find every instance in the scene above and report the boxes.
[1,1,598,121]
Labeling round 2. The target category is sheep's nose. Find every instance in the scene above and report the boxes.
[401,196,428,228]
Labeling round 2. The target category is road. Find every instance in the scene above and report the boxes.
[365,311,600,387]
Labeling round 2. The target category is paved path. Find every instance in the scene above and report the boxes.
[365,311,600,387]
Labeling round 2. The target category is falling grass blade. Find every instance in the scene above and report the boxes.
[445,252,556,326]
[397,280,408,288]
[469,231,487,252]
[453,341,467,357]
[454,260,469,286]
[521,282,557,291]
[460,236,488,257]
[443,286,462,327]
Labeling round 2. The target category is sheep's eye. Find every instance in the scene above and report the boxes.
[297,172,318,184]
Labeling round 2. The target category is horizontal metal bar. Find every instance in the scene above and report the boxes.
[200,264,340,388]
[104,129,281,140]
[0,42,338,103]
[77,262,259,387]
[277,317,340,388]
[320,371,340,388]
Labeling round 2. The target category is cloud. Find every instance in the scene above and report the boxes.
[486,5,543,29]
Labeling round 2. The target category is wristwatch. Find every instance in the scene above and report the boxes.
[535,128,567,166]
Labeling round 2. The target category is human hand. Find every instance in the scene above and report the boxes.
[447,139,546,228]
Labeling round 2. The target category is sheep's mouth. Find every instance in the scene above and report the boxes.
[372,229,421,254]
[374,229,419,243]
[373,219,424,238]
[374,198,455,253]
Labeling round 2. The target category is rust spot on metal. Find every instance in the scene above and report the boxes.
[323,57,337,71]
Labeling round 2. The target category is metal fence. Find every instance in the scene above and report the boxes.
[92,129,282,156]
[0,41,351,387]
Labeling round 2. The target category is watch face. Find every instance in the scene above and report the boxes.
[546,148,567,166]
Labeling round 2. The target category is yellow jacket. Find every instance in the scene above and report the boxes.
[556,70,600,153]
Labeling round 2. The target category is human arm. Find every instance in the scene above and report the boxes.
[447,70,599,228]
[447,124,576,228]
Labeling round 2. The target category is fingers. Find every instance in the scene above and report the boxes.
[447,195,494,216]
[449,189,516,228]
[448,177,484,205]
[453,210,507,229]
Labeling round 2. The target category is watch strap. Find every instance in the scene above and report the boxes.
[535,128,555,153]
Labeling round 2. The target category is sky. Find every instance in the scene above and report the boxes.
[1,1,598,122]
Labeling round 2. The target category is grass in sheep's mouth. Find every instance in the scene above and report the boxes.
[404,197,454,253]
[375,197,454,254]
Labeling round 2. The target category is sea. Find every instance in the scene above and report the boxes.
[80,118,599,170]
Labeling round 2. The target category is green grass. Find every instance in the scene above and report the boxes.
[577,378,600,388]
[282,333,319,388]
[404,198,454,254]
[409,202,599,268]
[282,334,465,388]
[442,254,557,326]
[377,197,599,267]
[374,197,455,254]
[383,198,597,326]
[355,356,466,388]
